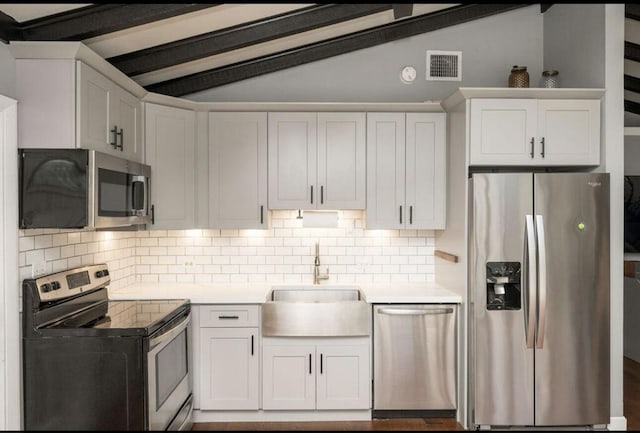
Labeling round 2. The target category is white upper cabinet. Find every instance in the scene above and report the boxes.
[366,112,446,230]
[317,112,366,209]
[78,62,143,162]
[145,103,196,229]
[469,98,600,166]
[209,112,268,229]
[15,59,143,162]
[268,112,366,210]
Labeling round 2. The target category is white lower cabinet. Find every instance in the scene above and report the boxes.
[262,338,370,411]
[195,305,260,410]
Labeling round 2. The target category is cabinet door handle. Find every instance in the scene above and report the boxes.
[218,315,239,320]
[151,204,155,225]
[117,127,124,151]
[399,205,403,224]
[320,185,324,205]
[310,185,314,205]
[320,353,323,374]
[410,205,413,225]
[260,205,264,225]
[110,126,118,148]
[251,335,254,356]
[309,354,312,374]
[540,137,545,158]
[530,137,535,158]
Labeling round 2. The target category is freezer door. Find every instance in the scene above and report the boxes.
[471,173,534,426]
[533,173,610,426]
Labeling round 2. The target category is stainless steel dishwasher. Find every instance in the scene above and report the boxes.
[373,304,457,416]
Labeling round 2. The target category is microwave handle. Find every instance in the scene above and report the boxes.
[131,175,146,211]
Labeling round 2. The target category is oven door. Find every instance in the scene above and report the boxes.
[90,151,151,228]
[147,312,192,431]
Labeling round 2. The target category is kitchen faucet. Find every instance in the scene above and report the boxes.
[313,241,329,284]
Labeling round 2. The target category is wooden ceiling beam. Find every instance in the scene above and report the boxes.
[108,4,393,77]
[0,11,22,43]
[146,3,530,97]
[18,4,217,41]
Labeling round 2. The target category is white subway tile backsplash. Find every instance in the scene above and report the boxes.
[34,235,53,250]
[17,213,436,290]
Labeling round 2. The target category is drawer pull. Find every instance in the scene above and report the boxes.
[218,315,239,320]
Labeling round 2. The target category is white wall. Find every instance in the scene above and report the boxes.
[543,4,606,88]
[185,6,544,102]
[0,43,15,99]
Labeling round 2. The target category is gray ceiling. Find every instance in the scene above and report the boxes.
[0,3,538,98]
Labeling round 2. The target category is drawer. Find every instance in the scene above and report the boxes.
[198,305,260,327]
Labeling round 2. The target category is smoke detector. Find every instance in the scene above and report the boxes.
[426,50,462,81]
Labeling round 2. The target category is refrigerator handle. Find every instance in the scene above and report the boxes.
[535,214,547,349]
[524,214,537,349]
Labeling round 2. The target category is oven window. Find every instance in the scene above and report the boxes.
[155,328,188,410]
[98,168,130,217]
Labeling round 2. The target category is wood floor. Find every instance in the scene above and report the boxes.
[193,358,640,431]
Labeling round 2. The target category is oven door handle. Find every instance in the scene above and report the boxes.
[149,312,191,352]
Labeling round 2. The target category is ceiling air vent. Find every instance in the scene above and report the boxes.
[426,50,462,81]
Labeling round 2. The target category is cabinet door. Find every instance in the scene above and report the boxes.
[469,99,538,166]
[112,86,143,163]
[268,112,317,209]
[316,344,370,410]
[366,113,406,229]
[537,99,600,165]
[77,62,111,151]
[145,103,195,229]
[262,345,316,410]
[317,112,366,209]
[199,328,259,410]
[209,112,268,228]
[406,113,446,229]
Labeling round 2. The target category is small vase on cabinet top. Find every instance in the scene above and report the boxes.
[508,65,529,88]
[541,70,559,88]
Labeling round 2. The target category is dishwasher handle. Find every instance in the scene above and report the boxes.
[376,307,454,316]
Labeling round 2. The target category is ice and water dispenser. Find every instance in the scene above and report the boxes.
[486,262,521,310]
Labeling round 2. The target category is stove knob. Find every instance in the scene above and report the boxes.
[41,283,51,293]
[95,270,105,278]
[51,281,61,290]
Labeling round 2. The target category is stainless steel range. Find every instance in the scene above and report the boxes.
[22,264,192,431]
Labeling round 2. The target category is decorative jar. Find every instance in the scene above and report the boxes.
[508,65,529,88]
[541,70,559,88]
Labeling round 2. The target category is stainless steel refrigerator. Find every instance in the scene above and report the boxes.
[469,172,610,428]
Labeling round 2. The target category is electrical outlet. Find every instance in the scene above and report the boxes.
[32,261,47,277]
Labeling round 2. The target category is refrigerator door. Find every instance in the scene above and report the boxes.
[533,173,610,426]
[471,173,534,426]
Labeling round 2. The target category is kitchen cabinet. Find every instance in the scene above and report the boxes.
[209,112,268,229]
[145,103,196,229]
[366,112,446,229]
[268,112,366,210]
[15,59,143,162]
[262,338,370,410]
[469,98,600,166]
[196,305,260,410]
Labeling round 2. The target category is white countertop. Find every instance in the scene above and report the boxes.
[108,281,462,304]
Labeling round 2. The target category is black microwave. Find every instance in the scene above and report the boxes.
[19,149,151,229]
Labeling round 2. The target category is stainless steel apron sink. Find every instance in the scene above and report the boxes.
[262,285,370,337]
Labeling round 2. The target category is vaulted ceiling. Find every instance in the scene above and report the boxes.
[0,3,535,98]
